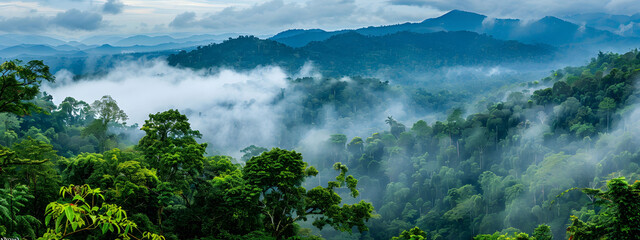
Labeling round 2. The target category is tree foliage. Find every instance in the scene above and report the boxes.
[566,177,640,240]
[0,60,54,115]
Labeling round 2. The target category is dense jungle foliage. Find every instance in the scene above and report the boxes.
[167,32,554,77]
[2,49,640,240]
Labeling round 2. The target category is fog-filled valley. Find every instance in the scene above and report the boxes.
[3,5,640,240]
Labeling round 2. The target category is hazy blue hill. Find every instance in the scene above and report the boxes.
[169,35,302,70]
[87,34,232,47]
[81,35,126,45]
[177,33,238,43]
[86,44,120,54]
[114,35,177,46]
[0,44,80,58]
[270,29,327,40]
[419,9,485,31]
[0,34,66,46]
[563,12,640,37]
[0,40,217,59]
[354,23,420,36]
[51,44,81,51]
[353,10,485,36]
[270,29,348,47]
[479,18,520,39]
[510,16,623,45]
[169,31,554,76]
[271,10,488,47]
[270,9,638,49]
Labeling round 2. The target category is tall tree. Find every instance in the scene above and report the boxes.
[82,95,127,151]
[0,60,54,115]
[137,109,207,206]
[91,95,128,126]
[566,177,640,240]
[57,97,92,126]
[0,184,40,239]
[242,148,374,239]
[598,97,615,132]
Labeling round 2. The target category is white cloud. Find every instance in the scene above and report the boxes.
[103,0,125,15]
[44,59,290,152]
[53,9,103,30]
[0,8,104,33]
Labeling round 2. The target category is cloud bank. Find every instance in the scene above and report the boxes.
[103,0,125,15]
[0,8,103,32]
[44,59,290,154]
[168,0,443,32]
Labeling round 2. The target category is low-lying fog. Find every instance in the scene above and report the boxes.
[43,58,561,158]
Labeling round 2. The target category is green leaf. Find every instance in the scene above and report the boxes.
[64,206,75,222]
[45,214,52,226]
[72,194,84,202]
[55,214,64,231]
[101,223,109,234]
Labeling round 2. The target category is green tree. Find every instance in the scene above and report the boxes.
[137,109,206,205]
[57,97,92,126]
[566,177,640,240]
[9,138,62,223]
[532,224,552,240]
[347,137,364,163]
[598,97,615,132]
[0,145,48,173]
[386,116,406,138]
[0,113,22,146]
[0,184,40,239]
[0,60,54,115]
[138,109,205,182]
[91,95,128,126]
[473,231,532,240]
[83,95,128,151]
[39,184,164,240]
[242,148,374,239]
[392,226,428,240]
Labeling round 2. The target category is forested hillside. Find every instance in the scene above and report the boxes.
[2,49,640,240]
[167,32,554,77]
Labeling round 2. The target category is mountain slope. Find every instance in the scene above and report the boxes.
[169,31,555,76]
[270,9,637,48]
[563,12,640,37]
[0,34,67,46]
[113,35,177,46]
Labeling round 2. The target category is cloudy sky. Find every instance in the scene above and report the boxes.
[1,0,639,40]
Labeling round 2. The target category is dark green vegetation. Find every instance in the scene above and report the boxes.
[167,32,554,77]
[2,49,640,240]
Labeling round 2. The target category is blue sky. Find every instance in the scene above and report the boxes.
[1,0,638,39]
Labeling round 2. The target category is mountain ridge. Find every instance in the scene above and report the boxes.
[168,30,555,77]
[269,9,638,49]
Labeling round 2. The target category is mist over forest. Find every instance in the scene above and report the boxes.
[2,4,640,240]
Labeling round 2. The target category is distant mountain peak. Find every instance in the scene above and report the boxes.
[270,29,327,40]
[437,9,487,21]
[418,9,486,31]
[540,16,565,22]
[537,16,576,28]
